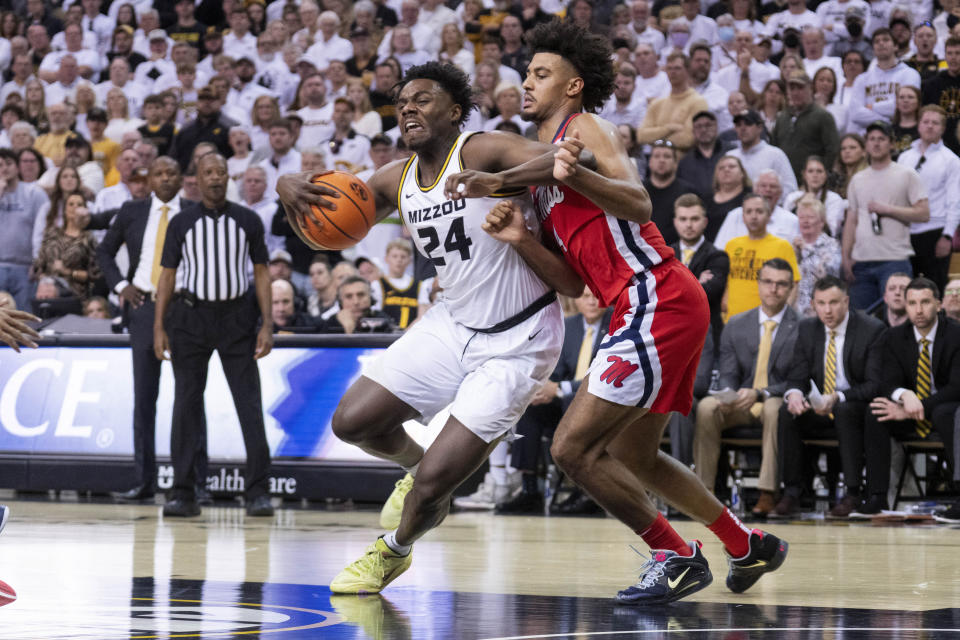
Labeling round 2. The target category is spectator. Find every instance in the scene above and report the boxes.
[757,78,786,133]
[23,79,49,134]
[305,11,354,70]
[249,95,280,153]
[259,119,301,199]
[320,275,395,334]
[57,135,105,196]
[296,73,335,148]
[34,166,91,248]
[306,254,338,318]
[368,61,400,132]
[771,70,840,182]
[599,63,647,128]
[346,77,383,138]
[104,89,145,144]
[16,147,44,185]
[105,25,147,77]
[326,98,372,173]
[168,0,207,52]
[689,42,732,131]
[271,279,317,332]
[34,103,77,167]
[83,295,111,319]
[791,195,843,316]
[871,271,912,326]
[832,132,868,197]
[627,0,665,54]
[891,85,922,158]
[812,66,849,136]
[848,28,921,134]
[921,36,960,155]
[830,7,873,64]
[86,108,122,185]
[171,85,235,171]
[241,166,283,256]
[644,140,700,245]
[775,275,885,517]
[714,170,800,249]
[677,110,732,198]
[671,193,729,348]
[907,22,942,80]
[635,52,709,152]
[715,30,780,97]
[95,148,142,212]
[842,121,929,310]
[943,278,960,322]
[134,30,175,92]
[726,109,799,195]
[801,27,843,80]
[860,278,960,516]
[355,256,381,282]
[723,192,801,318]
[783,158,845,239]
[704,154,750,242]
[227,126,253,183]
[33,192,101,300]
[369,239,433,330]
[138,95,176,158]
[1,55,35,106]
[0,148,51,310]
[817,0,870,45]
[694,258,800,515]
[346,25,379,83]
[898,105,960,292]
[633,42,670,102]
[496,287,612,515]
[763,0,820,41]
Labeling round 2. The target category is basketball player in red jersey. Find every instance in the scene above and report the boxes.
[447,19,788,605]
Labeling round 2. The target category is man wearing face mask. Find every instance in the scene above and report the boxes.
[714,14,740,71]
[816,0,871,44]
[830,6,874,64]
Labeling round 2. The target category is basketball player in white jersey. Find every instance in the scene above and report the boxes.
[277,62,583,594]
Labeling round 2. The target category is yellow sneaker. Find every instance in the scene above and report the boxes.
[379,473,414,529]
[329,594,410,640]
[330,537,413,594]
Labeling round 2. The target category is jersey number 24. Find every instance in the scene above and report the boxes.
[417,217,473,266]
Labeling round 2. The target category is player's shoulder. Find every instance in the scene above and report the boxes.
[368,156,412,192]
[568,112,619,137]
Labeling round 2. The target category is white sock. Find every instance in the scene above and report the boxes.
[403,461,420,478]
[489,442,510,485]
[382,531,412,556]
[489,464,508,485]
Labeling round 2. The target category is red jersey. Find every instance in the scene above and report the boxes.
[532,113,674,307]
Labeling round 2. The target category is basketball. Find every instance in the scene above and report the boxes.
[299,171,376,250]
[0,579,16,607]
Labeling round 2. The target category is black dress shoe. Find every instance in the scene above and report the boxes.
[557,494,604,516]
[246,495,274,517]
[163,498,201,517]
[195,486,214,506]
[849,494,888,519]
[112,485,156,502]
[495,489,543,514]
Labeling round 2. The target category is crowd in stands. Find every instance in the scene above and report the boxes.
[0,0,959,516]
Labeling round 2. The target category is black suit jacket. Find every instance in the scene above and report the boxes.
[786,310,886,404]
[880,316,960,414]
[551,309,614,405]
[96,198,152,291]
[671,239,729,344]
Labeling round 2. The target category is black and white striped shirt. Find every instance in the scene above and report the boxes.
[160,201,269,301]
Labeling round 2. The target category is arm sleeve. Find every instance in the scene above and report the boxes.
[907,167,928,205]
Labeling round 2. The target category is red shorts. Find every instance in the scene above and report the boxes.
[585,259,709,415]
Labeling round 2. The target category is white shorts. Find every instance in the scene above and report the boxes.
[363,299,564,442]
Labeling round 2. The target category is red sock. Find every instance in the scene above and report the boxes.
[707,507,752,558]
[637,513,691,556]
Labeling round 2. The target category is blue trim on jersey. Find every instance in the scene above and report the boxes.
[597,277,655,407]
[617,218,655,270]
[551,112,581,143]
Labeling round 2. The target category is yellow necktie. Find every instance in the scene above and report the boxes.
[682,248,695,266]
[915,338,932,437]
[824,330,837,395]
[150,204,170,289]
[751,319,777,417]
[574,326,594,381]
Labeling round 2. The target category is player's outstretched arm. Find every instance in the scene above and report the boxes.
[556,115,652,224]
[0,309,41,352]
[484,201,584,297]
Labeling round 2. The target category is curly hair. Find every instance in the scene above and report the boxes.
[395,61,476,127]
[525,18,615,113]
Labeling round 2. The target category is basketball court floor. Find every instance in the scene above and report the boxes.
[0,496,958,639]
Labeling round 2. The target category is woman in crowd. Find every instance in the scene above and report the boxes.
[250,95,281,152]
[472,60,501,124]
[784,155,847,237]
[438,23,475,77]
[24,79,49,134]
[33,192,102,301]
[730,0,762,34]
[351,0,384,49]
[812,67,847,134]
[382,24,430,74]
[114,3,137,31]
[831,133,868,197]
[227,126,253,184]
[759,78,785,133]
[104,89,144,143]
[10,123,39,157]
[1,11,22,39]
[837,50,866,106]
[706,155,751,242]
[17,148,44,185]
[891,85,921,159]
[247,0,267,35]
[346,77,382,138]
[566,0,610,37]
[792,195,842,317]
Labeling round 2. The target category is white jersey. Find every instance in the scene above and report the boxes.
[398,131,552,329]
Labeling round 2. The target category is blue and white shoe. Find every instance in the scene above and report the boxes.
[0,504,8,536]
[616,541,713,606]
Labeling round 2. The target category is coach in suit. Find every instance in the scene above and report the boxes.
[97,156,208,502]
[694,258,799,516]
[775,276,886,518]
[860,278,960,515]
[671,193,729,350]
[495,287,612,515]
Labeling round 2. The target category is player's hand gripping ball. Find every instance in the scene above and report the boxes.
[299,171,376,250]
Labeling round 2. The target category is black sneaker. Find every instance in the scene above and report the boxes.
[934,503,960,524]
[725,529,788,594]
[495,489,543,515]
[616,541,712,606]
[849,494,888,519]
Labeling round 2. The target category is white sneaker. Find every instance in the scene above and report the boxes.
[453,473,498,510]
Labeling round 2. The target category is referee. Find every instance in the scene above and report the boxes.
[153,153,275,518]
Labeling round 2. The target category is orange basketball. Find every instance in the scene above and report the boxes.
[299,171,376,250]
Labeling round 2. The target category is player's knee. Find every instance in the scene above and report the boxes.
[331,402,369,444]
[551,438,587,480]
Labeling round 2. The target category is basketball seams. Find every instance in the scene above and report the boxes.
[313,179,375,230]
[308,201,359,244]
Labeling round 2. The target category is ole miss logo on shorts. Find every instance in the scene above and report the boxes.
[599,355,639,388]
